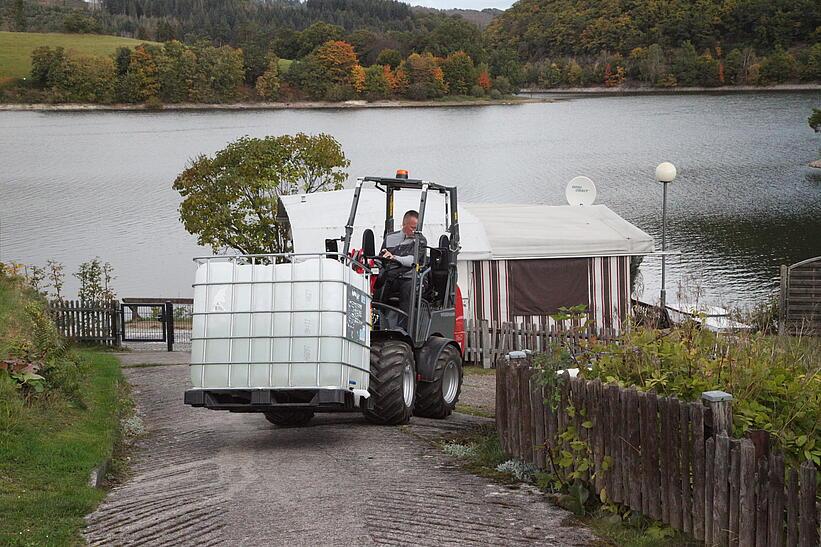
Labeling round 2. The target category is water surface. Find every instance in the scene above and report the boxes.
[2,92,819,307]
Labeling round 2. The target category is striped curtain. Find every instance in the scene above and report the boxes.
[470,256,631,333]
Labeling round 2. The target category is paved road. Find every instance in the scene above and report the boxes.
[84,359,597,546]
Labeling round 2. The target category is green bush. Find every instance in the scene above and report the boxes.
[489,88,502,99]
[566,322,820,467]
[470,84,485,97]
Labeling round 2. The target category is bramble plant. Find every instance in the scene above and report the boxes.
[573,321,820,468]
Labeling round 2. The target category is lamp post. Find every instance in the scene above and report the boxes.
[655,162,677,309]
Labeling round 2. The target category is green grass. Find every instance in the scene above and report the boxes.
[0,31,158,79]
[277,58,293,74]
[463,365,496,376]
[455,402,494,418]
[0,350,124,546]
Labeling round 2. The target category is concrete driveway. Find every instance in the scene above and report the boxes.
[84,356,597,546]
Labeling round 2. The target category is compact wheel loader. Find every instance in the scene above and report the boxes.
[184,172,465,427]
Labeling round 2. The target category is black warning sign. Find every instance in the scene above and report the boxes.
[345,285,370,345]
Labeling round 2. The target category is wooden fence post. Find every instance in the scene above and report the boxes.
[702,390,734,436]
[798,460,818,547]
[768,450,785,547]
[496,356,509,454]
[691,402,706,541]
[778,264,787,335]
[739,439,757,547]
[713,434,730,547]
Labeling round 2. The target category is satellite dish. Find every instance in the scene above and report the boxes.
[565,176,597,206]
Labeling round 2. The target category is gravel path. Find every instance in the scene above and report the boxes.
[84,358,597,546]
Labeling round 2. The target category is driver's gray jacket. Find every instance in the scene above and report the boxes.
[381,230,427,276]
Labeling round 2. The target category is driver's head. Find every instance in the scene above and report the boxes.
[402,210,418,237]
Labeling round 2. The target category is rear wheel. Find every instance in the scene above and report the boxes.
[364,339,415,425]
[414,344,462,419]
[264,409,314,427]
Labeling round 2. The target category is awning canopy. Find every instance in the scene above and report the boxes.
[463,203,654,259]
[279,186,654,261]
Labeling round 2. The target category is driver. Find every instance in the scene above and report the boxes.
[379,210,427,324]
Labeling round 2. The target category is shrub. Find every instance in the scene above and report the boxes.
[489,88,502,99]
[568,323,820,467]
[470,84,485,97]
[492,75,512,94]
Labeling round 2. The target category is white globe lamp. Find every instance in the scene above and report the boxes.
[655,162,677,310]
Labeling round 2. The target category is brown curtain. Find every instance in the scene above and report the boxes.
[508,258,589,316]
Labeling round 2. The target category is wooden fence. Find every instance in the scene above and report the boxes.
[497,355,820,546]
[464,319,616,368]
[780,257,820,335]
[48,300,120,347]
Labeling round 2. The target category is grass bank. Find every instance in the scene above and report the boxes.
[0,266,127,545]
[0,31,157,79]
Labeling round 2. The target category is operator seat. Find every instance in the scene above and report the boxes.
[429,234,450,306]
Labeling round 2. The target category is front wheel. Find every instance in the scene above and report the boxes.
[264,409,314,427]
[414,344,463,419]
[364,339,416,425]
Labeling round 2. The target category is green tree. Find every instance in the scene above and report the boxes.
[173,134,350,255]
[760,47,797,84]
[488,47,524,87]
[809,108,821,133]
[671,41,700,86]
[64,56,116,103]
[157,41,196,103]
[375,48,402,69]
[255,55,281,100]
[30,47,68,89]
[441,51,475,95]
[297,22,344,57]
[363,64,390,100]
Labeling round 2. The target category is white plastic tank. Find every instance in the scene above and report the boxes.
[189,256,371,393]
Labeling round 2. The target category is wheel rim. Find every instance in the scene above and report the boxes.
[442,360,459,404]
[402,362,415,407]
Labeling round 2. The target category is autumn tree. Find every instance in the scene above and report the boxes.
[173,134,349,255]
[476,65,492,91]
[400,52,446,100]
[255,55,281,100]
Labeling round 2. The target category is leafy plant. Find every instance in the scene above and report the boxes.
[574,322,820,467]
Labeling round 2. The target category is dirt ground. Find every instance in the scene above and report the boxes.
[84,355,596,546]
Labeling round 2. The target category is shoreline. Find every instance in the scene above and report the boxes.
[520,83,821,95]
[0,97,550,112]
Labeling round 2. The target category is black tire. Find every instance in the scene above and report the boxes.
[363,339,415,425]
[264,409,314,427]
[414,344,463,419]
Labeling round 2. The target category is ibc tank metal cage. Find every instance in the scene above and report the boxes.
[190,252,373,391]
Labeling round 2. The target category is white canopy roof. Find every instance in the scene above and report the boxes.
[463,203,654,259]
[279,187,653,261]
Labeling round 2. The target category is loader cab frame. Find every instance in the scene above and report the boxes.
[339,174,460,349]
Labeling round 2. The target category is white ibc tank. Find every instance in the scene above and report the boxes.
[189,257,371,392]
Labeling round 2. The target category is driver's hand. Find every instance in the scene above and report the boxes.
[381,250,394,259]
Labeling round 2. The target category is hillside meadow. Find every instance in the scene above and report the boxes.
[0,31,156,79]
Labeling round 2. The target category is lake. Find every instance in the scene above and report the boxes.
[2,92,820,309]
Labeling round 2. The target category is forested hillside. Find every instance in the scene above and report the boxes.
[0,0,818,103]
[487,0,820,87]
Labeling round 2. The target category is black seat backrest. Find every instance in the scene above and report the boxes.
[430,235,450,305]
